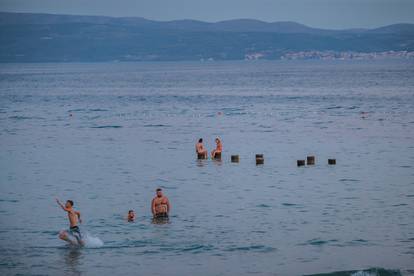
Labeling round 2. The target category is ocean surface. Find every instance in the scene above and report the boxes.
[0,60,413,276]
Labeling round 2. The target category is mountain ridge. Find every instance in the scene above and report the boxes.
[0,12,413,62]
[1,12,413,34]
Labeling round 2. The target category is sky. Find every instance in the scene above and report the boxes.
[0,0,413,29]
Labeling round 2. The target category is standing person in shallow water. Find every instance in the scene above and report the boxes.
[56,198,84,246]
[211,137,222,159]
[196,138,208,159]
[151,188,170,223]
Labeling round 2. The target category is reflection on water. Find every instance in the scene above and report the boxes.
[151,217,170,225]
[196,159,206,167]
[62,248,82,275]
[212,159,223,166]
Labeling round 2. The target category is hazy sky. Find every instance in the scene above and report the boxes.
[0,0,413,29]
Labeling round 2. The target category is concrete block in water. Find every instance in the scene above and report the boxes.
[231,155,239,163]
[197,153,207,160]
[307,156,315,165]
[297,160,305,166]
[214,152,222,160]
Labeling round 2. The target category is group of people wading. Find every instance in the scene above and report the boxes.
[56,139,221,247]
[196,137,222,159]
[56,188,171,246]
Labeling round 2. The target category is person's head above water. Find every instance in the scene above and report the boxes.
[156,188,163,197]
[65,200,74,208]
[127,210,135,221]
[215,138,220,143]
[198,138,203,143]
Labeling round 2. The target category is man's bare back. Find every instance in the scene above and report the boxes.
[196,142,205,153]
[196,138,208,159]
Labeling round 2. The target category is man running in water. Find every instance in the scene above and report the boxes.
[195,138,208,159]
[56,198,84,246]
[151,188,170,223]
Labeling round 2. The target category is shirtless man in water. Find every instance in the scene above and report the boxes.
[151,188,170,220]
[211,137,222,158]
[195,138,208,159]
[56,198,84,246]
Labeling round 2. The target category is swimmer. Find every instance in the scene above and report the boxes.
[360,111,368,119]
[196,138,208,159]
[127,210,135,222]
[211,137,222,159]
[56,198,84,246]
[151,188,170,222]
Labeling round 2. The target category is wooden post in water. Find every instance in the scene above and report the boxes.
[328,159,336,165]
[214,152,222,160]
[231,155,239,163]
[307,156,315,165]
[297,160,305,166]
[256,158,264,165]
[197,153,206,160]
[256,154,264,165]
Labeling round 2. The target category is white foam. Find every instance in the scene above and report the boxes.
[351,271,377,276]
[83,232,104,248]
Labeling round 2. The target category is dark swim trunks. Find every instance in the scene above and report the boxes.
[152,213,169,224]
[154,212,169,218]
[68,226,82,244]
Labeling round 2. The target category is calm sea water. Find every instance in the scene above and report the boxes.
[0,60,413,276]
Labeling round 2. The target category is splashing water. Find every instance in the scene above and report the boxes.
[82,233,104,248]
[58,230,104,248]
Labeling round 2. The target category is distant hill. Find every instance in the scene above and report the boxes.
[367,23,414,35]
[0,12,413,62]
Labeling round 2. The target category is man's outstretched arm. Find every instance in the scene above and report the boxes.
[56,198,68,211]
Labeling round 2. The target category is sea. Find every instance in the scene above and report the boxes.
[0,60,413,276]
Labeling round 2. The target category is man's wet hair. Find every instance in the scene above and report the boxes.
[198,138,203,143]
[67,200,74,206]
[156,188,162,192]
[128,210,134,214]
